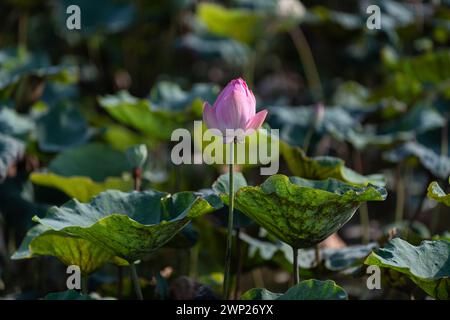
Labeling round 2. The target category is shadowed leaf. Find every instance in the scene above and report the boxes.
[365,238,450,299]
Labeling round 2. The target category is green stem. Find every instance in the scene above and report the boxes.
[233,228,242,300]
[359,203,370,244]
[353,149,370,243]
[130,263,143,300]
[133,167,142,191]
[395,164,405,223]
[289,27,323,102]
[292,247,299,285]
[314,244,321,267]
[18,13,28,51]
[117,266,123,299]
[442,113,448,157]
[251,269,265,288]
[223,140,235,299]
[81,274,89,295]
[303,125,314,155]
[189,244,199,279]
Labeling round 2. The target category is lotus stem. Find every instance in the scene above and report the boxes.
[395,164,405,223]
[303,125,314,155]
[251,269,265,288]
[408,173,431,228]
[441,112,448,157]
[292,247,300,285]
[360,203,370,244]
[314,244,321,267]
[223,139,235,299]
[133,167,142,191]
[117,266,123,299]
[289,27,323,102]
[189,244,199,278]
[353,149,370,243]
[18,13,28,50]
[233,228,242,300]
[130,263,143,300]
[81,274,89,295]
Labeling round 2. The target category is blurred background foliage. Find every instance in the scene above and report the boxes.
[0,0,449,300]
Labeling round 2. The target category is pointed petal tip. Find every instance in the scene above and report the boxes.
[246,109,268,131]
[203,101,219,130]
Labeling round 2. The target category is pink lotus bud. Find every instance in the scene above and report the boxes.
[203,78,268,143]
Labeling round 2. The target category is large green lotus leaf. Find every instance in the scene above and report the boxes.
[44,290,94,300]
[33,190,222,262]
[36,103,92,152]
[0,107,34,137]
[102,123,148,151]
[268,106,409,150]
[0,48,77,99]
[99,84,218,140]
[98,91,187,140]
[427,179,450,207]
[198,1,304,45]
[11,224,121,274]
[239,231,377,270]
[47,143,129,182]
[394,50,450,85]
[417,121,450,157]
[0,133,24,182]
[179,33,251,66]
[332,81,370,110]
[149,81,219,114]
[384,142,450,179]
[30,172,133,202]
[241,288,281,300]
[365,238,450,299]
[380,105,445,136]
[280,141,385,186]
[234,175,386,248]
[197,3,272,45]
[325,243,378,271]
[241,280,348,300]
[212,172,248,195]
[211,172,253,228]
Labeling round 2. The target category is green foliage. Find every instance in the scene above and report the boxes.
[30,173,133,202]
[280,141,385,186]
[234,174,386,248]
[384,142,450,179]
[427,178,450,206]
[36,103,92,152]
[12,224,123,275]
[32,190,222,263]
[44,290,94,300]
[0,133,24,181]
[0,48,77,100]
[241,280,347,300]
[99,86,216,141]
[365,238,450,299]
[47,143,129,182]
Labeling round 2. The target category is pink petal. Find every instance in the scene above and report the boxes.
[213,79,235,109]
[216,90,251,130]
[245,109,268,132]
[203,102,219,130]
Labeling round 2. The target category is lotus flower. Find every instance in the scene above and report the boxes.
[203,78,268,143]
